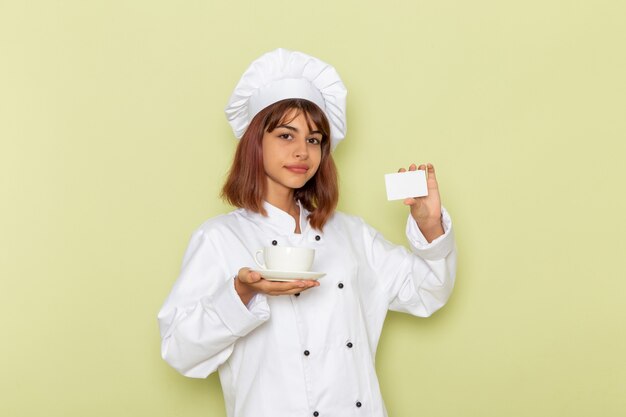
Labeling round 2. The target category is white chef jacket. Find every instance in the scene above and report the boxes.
[158,201,456,417]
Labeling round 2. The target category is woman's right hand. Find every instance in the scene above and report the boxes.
[234,267,320,305]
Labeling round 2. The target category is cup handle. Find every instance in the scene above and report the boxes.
[254,249,266,269]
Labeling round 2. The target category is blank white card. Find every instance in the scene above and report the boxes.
[384,170,428,200]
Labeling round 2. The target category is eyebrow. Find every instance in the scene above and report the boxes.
[276,124,323,135]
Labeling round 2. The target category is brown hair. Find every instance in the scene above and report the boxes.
[221,99,339,230]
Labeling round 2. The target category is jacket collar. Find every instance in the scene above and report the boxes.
[243,200,310,235]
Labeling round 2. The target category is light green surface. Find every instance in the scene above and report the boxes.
[1,1,625,416]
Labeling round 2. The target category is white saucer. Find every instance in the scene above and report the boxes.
[251,269,326,282]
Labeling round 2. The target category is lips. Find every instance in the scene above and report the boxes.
[284,164,309,174]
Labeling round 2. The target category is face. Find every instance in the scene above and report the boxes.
[262,111,323,199]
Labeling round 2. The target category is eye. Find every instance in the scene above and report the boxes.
[278,133,293,140]
[307,137,322,145]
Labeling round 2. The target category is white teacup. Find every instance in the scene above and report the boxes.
[254,246,315,272]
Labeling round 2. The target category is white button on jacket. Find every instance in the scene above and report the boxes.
[158,201,456,417]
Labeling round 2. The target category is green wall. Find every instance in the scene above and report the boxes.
[1,1,625,416]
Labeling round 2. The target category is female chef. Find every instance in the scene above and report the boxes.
[158,48,457,417]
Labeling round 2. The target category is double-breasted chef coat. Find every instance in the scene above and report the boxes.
[158,201,456,417]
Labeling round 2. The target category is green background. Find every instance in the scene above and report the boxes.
[1,0,625,416]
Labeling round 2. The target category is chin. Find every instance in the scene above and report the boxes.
[287,176,314,189]
[289,180,310,189]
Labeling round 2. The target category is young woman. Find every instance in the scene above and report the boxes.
[158,49,457,417]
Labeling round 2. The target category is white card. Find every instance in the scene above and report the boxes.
[385,170,428,200]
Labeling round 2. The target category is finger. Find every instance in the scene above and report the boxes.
[263,280,319,295]
[292,279,320,289]
[418,164,426,171]
[277,285,318,296]
[249,271,263,283]
[403,198,416,206]
[427,163,436,180]
[408,163,417,171]
[398,167,406,173]
[284,280,320,293]
[260,279,312,292]
[238,268,259,284]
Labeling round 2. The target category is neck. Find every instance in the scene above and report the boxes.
[266,190,295,211]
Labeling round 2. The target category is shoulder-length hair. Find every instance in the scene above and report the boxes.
[221,98,339,230]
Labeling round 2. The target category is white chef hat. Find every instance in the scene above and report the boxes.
[225,48,348,150]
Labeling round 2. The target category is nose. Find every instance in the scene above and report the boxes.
[293,137,309,160]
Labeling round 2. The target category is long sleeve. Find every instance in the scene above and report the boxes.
[158,228,270,378]
[361,206,456,317]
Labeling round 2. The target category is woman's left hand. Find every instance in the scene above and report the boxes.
[399,163,444,243]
